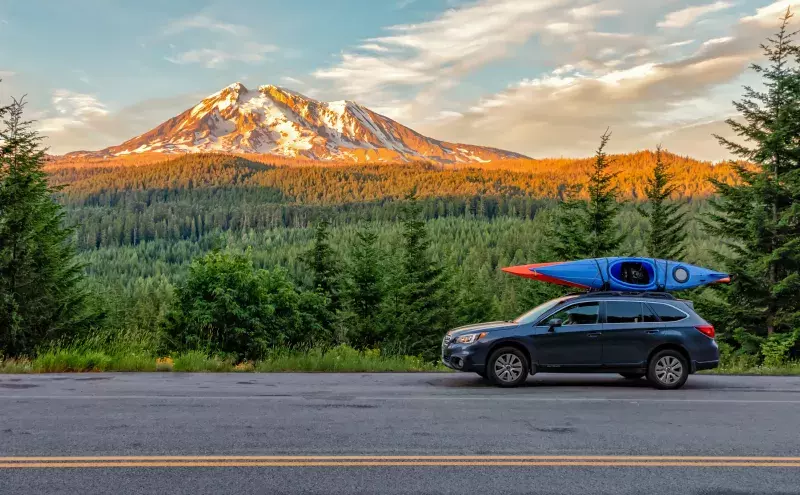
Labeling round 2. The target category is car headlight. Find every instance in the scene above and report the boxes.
[456,332,487,344]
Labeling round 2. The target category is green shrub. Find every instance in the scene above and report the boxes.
[162,251,326,361]
[760,331,800,367]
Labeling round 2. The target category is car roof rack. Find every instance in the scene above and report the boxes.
[573,291,677,300]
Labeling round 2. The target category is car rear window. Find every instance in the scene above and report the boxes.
[649,303,688,322]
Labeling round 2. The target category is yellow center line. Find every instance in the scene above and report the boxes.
[1,455,799,468]
[3,455,800,462]
[1,461,799,469]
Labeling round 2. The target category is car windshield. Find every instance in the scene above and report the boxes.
[513,296,577,325]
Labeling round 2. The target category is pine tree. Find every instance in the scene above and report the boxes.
[0,99,92,356]
[638,146,688,259]
[704,9,800,336]
[303,219,341,311]
[391,191,452,357]
[456,270,495,324]
[345,229,385,348]
[552,130,623,260]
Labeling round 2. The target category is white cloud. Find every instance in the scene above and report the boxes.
[742,1,799,23]
[51,90,107,118]
[38,90,108,133]
[426,110,464,121]
[703,36,733,46]
[658,1,733,28]
[166,43,277,68]
[314,0,574,98]
[569,3,621,18]
[587,31,634,39]
[666,40,695,48]
[163,14,249,36]
[41,93,204,154]
[413,0,792,161]
[281,76,305,86]
[359,43,391,53]
[546,22,581,34]
[421,50,749,159]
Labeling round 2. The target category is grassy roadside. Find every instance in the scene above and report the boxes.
[1,346,798,375]
[0,345,448,373]
[700,362,800,376]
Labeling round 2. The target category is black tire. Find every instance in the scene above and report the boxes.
[647,349,689,390]
[619,372,645,380]
[487,347,529,388]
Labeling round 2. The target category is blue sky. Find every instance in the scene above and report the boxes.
[0,0,796,159]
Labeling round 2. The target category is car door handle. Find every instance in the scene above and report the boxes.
[587,333,601,338]
[645,330,660,334]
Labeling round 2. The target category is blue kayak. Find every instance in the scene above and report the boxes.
[502,257,730,292]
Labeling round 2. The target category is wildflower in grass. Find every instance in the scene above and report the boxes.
[155,356,174,372]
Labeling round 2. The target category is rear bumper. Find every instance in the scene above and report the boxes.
[693,359,719,372]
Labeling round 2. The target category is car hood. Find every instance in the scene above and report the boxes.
[447,321,519,337]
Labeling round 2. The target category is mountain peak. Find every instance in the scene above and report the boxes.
[83,83,528,163]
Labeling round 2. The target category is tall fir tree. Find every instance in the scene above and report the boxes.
[638,146,688,259]
[345,229,385,348]
[0,99,92,356]
[390,191,452,357]
[303,219,341,311]
[704,9,800,336]
[552,130,624,260]
[301,219,343,341]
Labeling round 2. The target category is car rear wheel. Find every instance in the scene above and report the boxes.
[487,347,529,388]
[647,350,689,390]
[619,372,645,380]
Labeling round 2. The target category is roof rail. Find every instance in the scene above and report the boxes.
[576,291,677,300]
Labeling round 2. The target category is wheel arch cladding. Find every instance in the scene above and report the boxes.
[489,340,532,371]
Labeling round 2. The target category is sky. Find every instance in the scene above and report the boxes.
[0,0,797,160]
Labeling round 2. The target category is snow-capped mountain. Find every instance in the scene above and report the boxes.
[78,83,527,163]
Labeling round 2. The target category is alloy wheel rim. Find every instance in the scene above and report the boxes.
[655,356,683,384]
[494,353,523,382]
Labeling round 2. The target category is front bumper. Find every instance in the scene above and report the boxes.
[441,345,486,373]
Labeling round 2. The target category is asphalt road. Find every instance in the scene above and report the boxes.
[1,372,799,494]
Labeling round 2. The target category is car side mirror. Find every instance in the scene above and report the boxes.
[547,318,562,332]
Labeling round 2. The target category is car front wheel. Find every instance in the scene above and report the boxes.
[487,347,529,387]
[647,350,689,390]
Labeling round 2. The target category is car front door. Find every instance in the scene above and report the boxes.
[530,301,603,367]
[601,301,661,366]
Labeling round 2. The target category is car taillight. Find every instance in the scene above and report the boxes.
[695,325,715,339]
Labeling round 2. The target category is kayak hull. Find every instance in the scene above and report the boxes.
[502,257,729,292]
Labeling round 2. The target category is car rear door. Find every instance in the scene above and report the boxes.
[530,301,603,367]
[601,300,662,367]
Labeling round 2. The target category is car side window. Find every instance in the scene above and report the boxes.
[544,302,600,326]
[642,303,659,323]
[650,303,688,322]
[605,301,646,324]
